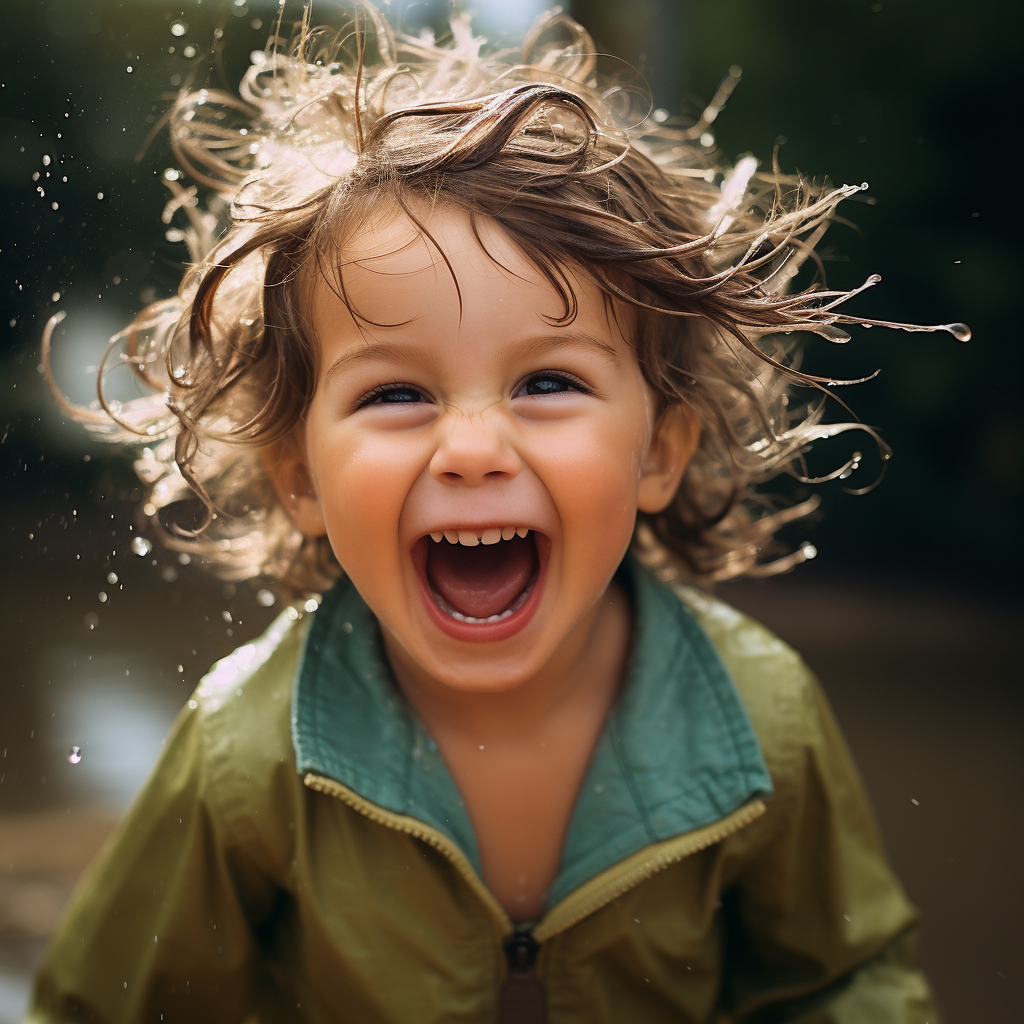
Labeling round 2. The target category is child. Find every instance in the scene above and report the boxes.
[33,5,952,1022]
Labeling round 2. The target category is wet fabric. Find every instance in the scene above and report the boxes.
[29,561,940,1023]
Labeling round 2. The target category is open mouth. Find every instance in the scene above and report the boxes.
[412,528,546,640]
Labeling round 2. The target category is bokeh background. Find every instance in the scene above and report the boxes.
[1,0,1019,1020]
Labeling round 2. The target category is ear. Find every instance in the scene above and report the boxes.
[637,403,700,514]
[261,431,328,537]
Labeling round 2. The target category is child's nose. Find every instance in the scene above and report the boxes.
[429,408,521,486]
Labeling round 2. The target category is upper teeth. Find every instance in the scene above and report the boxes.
[429,527,530,546]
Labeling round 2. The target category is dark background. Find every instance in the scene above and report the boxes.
[1,1,1020,1021]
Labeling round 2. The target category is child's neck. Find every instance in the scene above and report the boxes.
[382,582,632,922]
[383,581,631,749]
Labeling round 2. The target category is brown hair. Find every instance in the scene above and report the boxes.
[44,5,963,595]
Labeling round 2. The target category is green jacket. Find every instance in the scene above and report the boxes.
[29,560,939,1023]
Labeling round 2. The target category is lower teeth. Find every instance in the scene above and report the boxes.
[431,579,534,624]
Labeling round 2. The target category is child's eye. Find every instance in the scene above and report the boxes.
[517,372,590,397]
[358,384,427,408]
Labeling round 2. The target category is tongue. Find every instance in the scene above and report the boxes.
[426,535,536,618]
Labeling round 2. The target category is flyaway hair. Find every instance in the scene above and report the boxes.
[42,3,969,594]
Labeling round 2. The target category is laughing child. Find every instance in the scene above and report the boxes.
[32,6,950,1022]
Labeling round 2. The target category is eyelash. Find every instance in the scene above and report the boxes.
[355,371,592,409]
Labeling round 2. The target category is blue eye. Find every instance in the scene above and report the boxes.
[360,384,425,407]
[520,373,588,397]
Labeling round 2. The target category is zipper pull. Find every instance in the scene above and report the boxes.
[498,930,547,1024]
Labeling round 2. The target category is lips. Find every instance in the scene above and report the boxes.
[411,529,548,642]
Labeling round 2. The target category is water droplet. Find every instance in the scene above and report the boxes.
[817,325,851,343]
[106,572,118,584]
[256,589,276,607]
[98,591,108,603]
[944,322,971,342]
[68,746,82,764]
[182,45,197,59]
[84,612,99,630]
[163,167,181,181]
[165,228,185,243]
[144,502,157,517]
[222,610,232,623]
[131,536,153,556]
[177,664,184,673]
[51,291,60,302]
[700,131,715,148]
[911,798,920,806]
[341,621,353,633]
[801,543,817,560]
[304,598,319,613]
[96,191,104,200]
[126,65,133,74]
[170,19,188,36]
[188,698,198,710]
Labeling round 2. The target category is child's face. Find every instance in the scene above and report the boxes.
[271,204,694,694]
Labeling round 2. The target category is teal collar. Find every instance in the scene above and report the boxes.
[293,556,771,905]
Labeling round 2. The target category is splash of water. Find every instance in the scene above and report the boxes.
[131,536,153,556]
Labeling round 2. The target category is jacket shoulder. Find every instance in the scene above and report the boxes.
[196,604,310,712]
[668,582,827,806]
[189,607,313,845]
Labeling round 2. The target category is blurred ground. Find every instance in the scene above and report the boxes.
[1,500,1020,1022]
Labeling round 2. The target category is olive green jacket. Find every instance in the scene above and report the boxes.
[29,560,939,1023]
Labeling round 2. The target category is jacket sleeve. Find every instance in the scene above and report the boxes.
[26,700,273,1024]
[722,669,941,1024]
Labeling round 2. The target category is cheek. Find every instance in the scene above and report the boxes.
[542,414,648,529]
[307,425,422,560]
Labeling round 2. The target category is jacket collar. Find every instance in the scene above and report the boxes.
[293,556,771,904]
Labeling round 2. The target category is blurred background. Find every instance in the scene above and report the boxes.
[1,0,1019,1020]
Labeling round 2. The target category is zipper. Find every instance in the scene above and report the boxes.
[302,772,513,935]
[303,771,764,944]
[533,798,766,941]
[498,929,547,1024]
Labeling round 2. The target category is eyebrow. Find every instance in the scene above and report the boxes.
[322,329,621,385]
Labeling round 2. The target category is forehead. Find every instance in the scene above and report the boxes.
[308,202,628,347]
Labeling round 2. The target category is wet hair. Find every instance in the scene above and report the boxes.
[44,4,962,595]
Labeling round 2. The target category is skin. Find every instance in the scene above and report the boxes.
[264,203,698,920]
